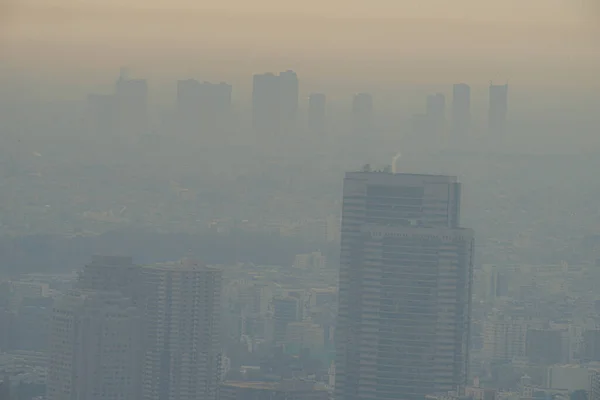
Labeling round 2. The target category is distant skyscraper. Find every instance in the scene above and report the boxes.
[47,290,141,400]
[488,83,508,134]
[426,93,446,134]
[115,67,148,136]
[141,260,222,400]
[177,79,232,133]
[351,93,373,135]
[308,93,326,135]
[252,70,298,135]
[452,84,471,135]
[279,70,299,123]
[335,172,473,400]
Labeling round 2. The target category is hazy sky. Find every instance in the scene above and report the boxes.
[9,0,585,20]
[1,0,599,93]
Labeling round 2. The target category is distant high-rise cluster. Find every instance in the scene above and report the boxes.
[86,68,510,144]
[335,171,474,400]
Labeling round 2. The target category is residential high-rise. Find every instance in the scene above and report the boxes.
[75,256,223,400]
[46,290,141,400]
[308,93,326,135]
[141,260,222,400]
[452,84,471,135]
[252,71,298,135]
[335,172,473,400]
[351,93,374,135]
[488,83,508,135]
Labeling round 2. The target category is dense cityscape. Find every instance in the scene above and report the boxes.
[0,58,599,400]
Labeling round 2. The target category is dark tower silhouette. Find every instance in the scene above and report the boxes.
[252,70,299,136]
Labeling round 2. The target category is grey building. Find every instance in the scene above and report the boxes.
[335,172,473,400]
[252,71,298,135]
[273,296,302,345]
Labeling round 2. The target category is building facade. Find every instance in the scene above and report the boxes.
[334,172,473,400]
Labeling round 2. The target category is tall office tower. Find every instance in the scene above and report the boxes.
[351,93,374,135]
[452,84,471,135]
[141,260,222,400]
[273,296,302,344]
[335,171,473,400]
[308,93,327,135]
[46,290,141,400]
[426,93,446,134]
[252,71,298,135]
[115,67,148,136]
[488,83,508,135]
[177,79,232,133]
[279,70,299,123]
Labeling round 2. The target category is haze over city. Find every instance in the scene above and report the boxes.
[1,1,600,400]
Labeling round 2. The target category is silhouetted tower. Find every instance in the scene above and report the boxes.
[252,70,299,135]
[426,92,446,134]
[308,93,326,135]
[114,67,148,136]
[488,83,508,134]
[452,83,471,135]
[279,70,299,124]
[352,93,373,135]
